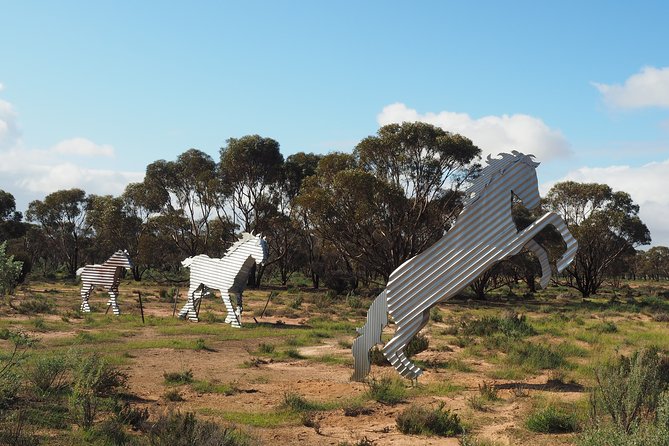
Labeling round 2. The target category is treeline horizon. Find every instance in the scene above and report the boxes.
[1,122,667,299]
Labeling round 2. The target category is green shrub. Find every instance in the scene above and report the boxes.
[525,405,577,433]
[430,307,444,323]
[366,375,406,405]
[194,338,208,351]
[461,311,536,338]
[578,422,669,446]
[591,348,666,433]
[282,392,323,412]
[396,403,463,436]
[406,333,429,357]
[163,389,184,401]
[16,299,54,315]
[191,380,237,395]
[257,343,275,354]
[0,241,23,296]
[149,411,252,446]
[0,410,40,446]
[69,353,128,429]
[346,294,363,309]
[27,353,71,396]
[506,342,566,370]
[284,348,305,359]
[112,400,150,430]
[370,346,390,366]
[164,369,194,385]
[594,321,618,333]
[478,381,499,401]
[288,295,303,309]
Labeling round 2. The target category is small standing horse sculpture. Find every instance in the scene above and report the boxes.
[178,232,268,327]
[352,151,578,381]
[77,250,133,315]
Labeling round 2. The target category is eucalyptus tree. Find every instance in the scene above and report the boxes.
[26,188,90,277]
[219,135,284,233]
[140,149,222,256]
[254,152,322,286]
[86,194,142,265]
[544,181,651,297]
[297,123,480,282]
[0,189,25,241]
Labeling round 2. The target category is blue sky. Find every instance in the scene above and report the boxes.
[1,1,668,245]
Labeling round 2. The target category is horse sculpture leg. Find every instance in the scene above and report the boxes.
[383,307,431,380]
[222,293,241,328]
[352,291,388,381]
[178,284,201,321]
[80,285,93,313]
[107,287,121,315]
[524,239,551,289]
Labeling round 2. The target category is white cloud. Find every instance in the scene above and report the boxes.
[0,97,20,150]
[51,137,115,157]
[377,103,572,161]
[0,90,142,211]
[593,66,669,109]
[545,158,669,248]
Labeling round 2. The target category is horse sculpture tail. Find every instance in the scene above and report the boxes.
[352,290,388,381]
[76,267,85,276]
[181,257,194,268]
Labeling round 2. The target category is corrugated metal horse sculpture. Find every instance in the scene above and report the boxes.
[178,232,269,327]
[77,250,133,315]
[352,151,578,381]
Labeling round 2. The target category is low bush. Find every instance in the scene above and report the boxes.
[164,369,194,385]
[578,422,669,446]
[525,404,577,433]
[430,307,444,322]
[406,333,430,357]
[461,311,536,338]
[396,403,463,436]
[148,411,253,446]
[506,342,566,370]
[282,392,324,412]
[26,353,71,396]
[16,299,54,315]
[69,353,128,429]
[591,348,666,433]
[163,389,184,402]
[366,375,406,405]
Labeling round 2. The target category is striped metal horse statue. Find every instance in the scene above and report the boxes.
[77,250,133,315]
[178,232,269,327]
[352,151,578,381]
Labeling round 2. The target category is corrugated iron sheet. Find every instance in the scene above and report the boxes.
[178,233,268,327]
[352,152,578,381]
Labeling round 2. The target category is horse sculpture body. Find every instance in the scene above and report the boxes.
[77,250,133,315]
[178,232,268,327]
[352,151,578,381]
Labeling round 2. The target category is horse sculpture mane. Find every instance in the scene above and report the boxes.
[223,232,263,258]
[352,151,578,381]
[462,151,540,207]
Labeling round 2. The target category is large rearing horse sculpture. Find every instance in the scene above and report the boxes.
[77,250,133,315]
[352,151,578,381]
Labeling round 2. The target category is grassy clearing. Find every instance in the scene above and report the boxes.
[3,279,669,445]
[199,408,301,427]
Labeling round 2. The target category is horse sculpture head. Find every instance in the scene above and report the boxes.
[236,232,269,266]
[464,151,541,211]
[110,249,134,270]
